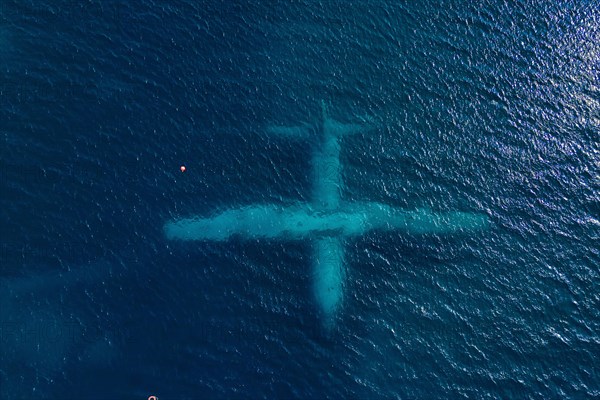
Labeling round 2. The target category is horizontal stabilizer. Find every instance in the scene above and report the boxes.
[265,123,312,139]
[324,116,376,138]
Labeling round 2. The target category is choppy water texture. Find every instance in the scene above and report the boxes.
[1,1,599,398]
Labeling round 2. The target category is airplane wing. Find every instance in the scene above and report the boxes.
[350,202,490,234]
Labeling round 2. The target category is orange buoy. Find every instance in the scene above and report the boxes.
[180,165,186,172]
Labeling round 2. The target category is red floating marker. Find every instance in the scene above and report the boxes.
[180,165,186,172]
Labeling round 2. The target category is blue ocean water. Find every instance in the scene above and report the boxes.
[1,0,599,398]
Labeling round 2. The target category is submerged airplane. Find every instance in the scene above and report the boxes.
[165,102,489,328]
